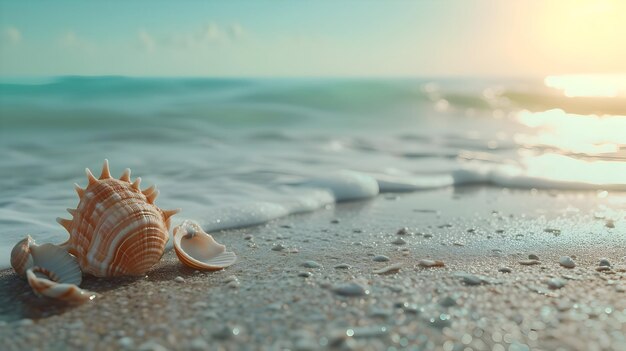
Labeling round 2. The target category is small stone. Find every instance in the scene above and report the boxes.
[605,219,615,228]
[559,256,576,268]
[438,296,457,307]
[547,278,566,290]
[391,238,406,245]
[298,272,312,278]
[138,341,168,351]
[271,244,285,251]
[330,219,340,224]
[118,337,134,349]
[332,282,368,297]
[457,273,485,286]
[15,319,34,327]
[224,275,239,283]
[595,266,611,272]
[544,228,561,235]
[418,259,445,268]
[174,276,185,283]
[352,229,363,233]
[423,234,433,238]
[188,338,209,351]
[334,263,351,269]
[599,258,611,267]
[302,260,322,268]
[396,227,410,235]
[519,259,540,266]
[226,281,240,289]
[244,235,253,241]
[528,254,539,260]
[373,255,390,262]
[373,263,402,275]
[212,326,237,340]
[498,267,512,273]
[452,242,465,247]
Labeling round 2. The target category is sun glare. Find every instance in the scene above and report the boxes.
[544,74,626,98]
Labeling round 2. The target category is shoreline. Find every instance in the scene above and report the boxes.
[1,186,625,350]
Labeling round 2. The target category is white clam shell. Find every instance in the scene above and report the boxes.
[25,243,95,303]
[173,220,237,271]
[26,267,96,303]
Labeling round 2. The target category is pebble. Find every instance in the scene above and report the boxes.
[456,273,486,286]
[188,338,209,351]
[224,275,239,283]
[16,319,34,326]
[118,337,134,349]
[547,278,566,290]
[396,227,410,235]
[439,296,457,307]
[330,219,340,224]
[599,258,611,267]
[334,263,351,269]
[391,238,406,245]
[373,263,402,275]
[373,255,390,262]
[137,341,168,351]
[298,272,312,278]
[528,254,540,260]
[244,235,253,240]
[519,259,540,266]
[418,259,445,268]
[174,276,185,283]
[302,260,322,268]
[271,244,285,251]
[423,233,433,238]
[332,282,369,297]
[212,326,237,340]
[605,219,615,228]
[559,256,576,268]
[595,266,611,272]
[226,281,240,289]
[498,267,512,273]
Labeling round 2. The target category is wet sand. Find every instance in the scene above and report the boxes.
[1,186,625,350]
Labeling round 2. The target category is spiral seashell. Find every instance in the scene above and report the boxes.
[57,160,179,277]
[11,235,35,277]
[173,220,237,271]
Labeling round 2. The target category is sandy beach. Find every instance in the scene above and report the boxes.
[1,187,624,351]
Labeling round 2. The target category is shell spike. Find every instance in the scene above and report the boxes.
[146,189,159,204]
[162,208,180,220]
[66,208,78,217]
[142,185,157,197]
[99,159,111,179]
[74,183,85,198]
[131,177,142,190]
[120,168,131,182]
[56,217,73,233]
[85,168,98,185]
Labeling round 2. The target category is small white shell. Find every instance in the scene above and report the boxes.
[25,243,95,303]
[26,267,96,303]
[173,220,237,271]
[10,235,35,277]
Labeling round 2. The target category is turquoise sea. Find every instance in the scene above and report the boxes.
[1,76,625,268]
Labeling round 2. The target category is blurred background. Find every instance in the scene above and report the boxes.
[0,0,625,265]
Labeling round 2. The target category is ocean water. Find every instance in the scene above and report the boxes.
[1,76,626,269]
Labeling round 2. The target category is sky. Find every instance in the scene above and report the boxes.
[1,0,625,77]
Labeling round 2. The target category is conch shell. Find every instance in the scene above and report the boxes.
[173,220,237,271]
[57,160,179,277]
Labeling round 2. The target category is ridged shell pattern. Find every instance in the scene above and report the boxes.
[10,235,35,277]
[27,266,96,303]
[58,160,179,277]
